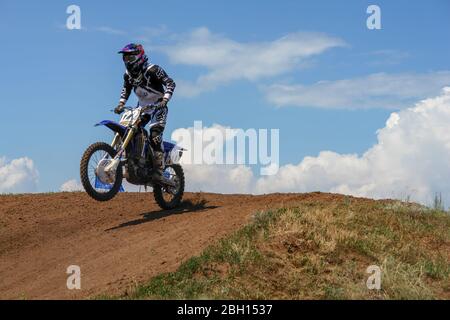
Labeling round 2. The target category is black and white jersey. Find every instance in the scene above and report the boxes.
[119,64,176,107]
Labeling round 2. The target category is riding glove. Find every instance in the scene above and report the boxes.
[114,102,125,114]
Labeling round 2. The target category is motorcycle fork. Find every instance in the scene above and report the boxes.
[111,133,121,149]
[122,126,136,150]
[104,126,135,173]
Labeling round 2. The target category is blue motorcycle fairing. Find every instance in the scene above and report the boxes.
[94,176,125,192]
[95,120,127,136]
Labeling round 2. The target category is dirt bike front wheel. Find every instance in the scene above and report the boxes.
[80,142,123,201]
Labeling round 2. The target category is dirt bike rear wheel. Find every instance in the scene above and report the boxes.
[80,142,123,201]
[153,164,185,210]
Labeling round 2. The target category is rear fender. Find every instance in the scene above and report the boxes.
[163,141,186,165]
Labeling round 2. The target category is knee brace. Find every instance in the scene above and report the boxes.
[150,126,164,152]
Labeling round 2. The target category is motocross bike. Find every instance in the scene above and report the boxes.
[80,104,185,210]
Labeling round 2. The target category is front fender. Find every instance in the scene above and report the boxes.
[95,120,127,136]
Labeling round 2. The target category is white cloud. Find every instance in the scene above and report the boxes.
[257,88,450,205]
[60,179,83,192]
[95,26,127,35]
[171,88,450,206]
[0,157,39,193]
[366,49,410,66]
[157,27,345,96]
[266,71,450,109]
[122,181,152,192]
[135,25,169,43]
[183,164,254,194]
[171,123,257,193]
[171,122,279,177]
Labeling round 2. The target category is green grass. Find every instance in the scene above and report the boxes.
[120,196,450,300]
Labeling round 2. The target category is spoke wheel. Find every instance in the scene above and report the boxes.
[153,164,185,210]
[80,142,123,201]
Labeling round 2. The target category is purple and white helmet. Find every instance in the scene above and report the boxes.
[118,43,148,76]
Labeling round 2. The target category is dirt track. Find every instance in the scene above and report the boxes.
[0,191,329,299]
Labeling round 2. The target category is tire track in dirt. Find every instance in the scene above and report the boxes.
[0,192,340,299]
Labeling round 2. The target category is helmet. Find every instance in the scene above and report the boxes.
[118,43,148,76]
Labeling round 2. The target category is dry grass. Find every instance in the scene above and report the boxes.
[129,195,450,300]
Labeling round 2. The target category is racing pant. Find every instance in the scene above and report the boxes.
[141,105,168,152]
[141,105,168,180]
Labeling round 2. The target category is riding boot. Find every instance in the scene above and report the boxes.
[152,151,165,184]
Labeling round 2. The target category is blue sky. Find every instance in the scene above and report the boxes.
[0,0,449,198]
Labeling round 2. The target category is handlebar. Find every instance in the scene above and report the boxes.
[140,104,159,112]
[110,104,158,113]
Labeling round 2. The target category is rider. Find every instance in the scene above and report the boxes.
[114,43,176,184]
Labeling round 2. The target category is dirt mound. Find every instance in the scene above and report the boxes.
[131,197,449,300]
[0,191,340,299]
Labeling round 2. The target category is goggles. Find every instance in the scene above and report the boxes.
[122,54,139,63]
